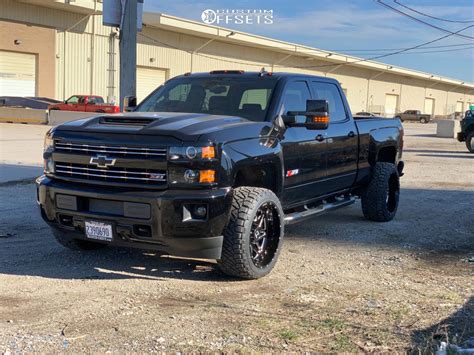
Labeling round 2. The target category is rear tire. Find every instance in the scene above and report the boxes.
[466,132,474,153]
[53,229,108,251]
[420,117,428,124]
[218,187,284,279]
[361,162,400,222]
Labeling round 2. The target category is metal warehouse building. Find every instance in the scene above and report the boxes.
[1,0,473,117]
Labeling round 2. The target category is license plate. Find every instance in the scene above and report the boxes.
[85,220,113,242]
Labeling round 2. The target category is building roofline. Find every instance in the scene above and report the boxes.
[142,12,474,90]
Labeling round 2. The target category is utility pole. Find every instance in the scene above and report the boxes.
[119,0,137,111]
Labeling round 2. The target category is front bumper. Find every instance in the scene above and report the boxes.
[36,176,233,259]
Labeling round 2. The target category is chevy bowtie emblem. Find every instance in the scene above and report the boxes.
[90,155,116,168]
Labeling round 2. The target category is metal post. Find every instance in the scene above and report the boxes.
[119,0,137,111]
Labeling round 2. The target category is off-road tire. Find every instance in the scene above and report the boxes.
[466,132,474,153]
[218,187,284,279]
[361,162,400,222]
[53,229,108,251]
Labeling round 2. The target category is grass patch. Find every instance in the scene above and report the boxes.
[320,318,346,332]
[331,334,354,352]
[278,329,298,341]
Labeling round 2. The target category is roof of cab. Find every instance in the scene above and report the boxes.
[175,71,336,83]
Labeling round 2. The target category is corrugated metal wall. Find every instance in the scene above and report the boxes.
[2,0,472,114]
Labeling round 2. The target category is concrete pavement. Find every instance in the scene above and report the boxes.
[0,123,50,184]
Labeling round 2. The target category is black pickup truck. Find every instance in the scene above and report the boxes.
[37,71,404,279]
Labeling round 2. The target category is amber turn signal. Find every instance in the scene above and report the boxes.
[199,170,216,183]
[201,146,215,159]
[311,115,330,124]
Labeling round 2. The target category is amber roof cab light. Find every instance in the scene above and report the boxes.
[210,70,244,74]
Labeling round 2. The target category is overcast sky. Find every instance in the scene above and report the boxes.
[144,0,474,82]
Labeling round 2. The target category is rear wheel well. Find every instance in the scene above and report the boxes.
[377,146,397,163]
[234,164,279,196]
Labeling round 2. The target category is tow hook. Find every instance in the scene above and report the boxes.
[397,161,405,177]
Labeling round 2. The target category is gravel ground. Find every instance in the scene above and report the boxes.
[0,122,472,353]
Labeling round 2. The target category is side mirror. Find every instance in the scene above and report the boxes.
[286,99,330,130]
[124,96,137,112]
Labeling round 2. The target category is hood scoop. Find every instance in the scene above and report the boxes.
[100,116,156,126]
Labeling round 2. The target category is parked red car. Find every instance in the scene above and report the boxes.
[48,95,120,113]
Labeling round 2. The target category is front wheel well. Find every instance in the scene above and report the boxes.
[234,164,279,196]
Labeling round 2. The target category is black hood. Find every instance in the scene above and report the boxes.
[54,112,268,143]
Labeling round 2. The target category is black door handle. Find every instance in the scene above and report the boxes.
[315,134,326,142]
[348,131,356,138]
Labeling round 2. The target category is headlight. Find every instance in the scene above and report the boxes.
[44,131,54,152]
[169,145,216,160]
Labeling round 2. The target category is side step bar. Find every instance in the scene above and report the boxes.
[284,197,356,225]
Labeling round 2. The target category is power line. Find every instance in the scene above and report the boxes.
[328,42,474,52]
[138,24,474,70]
[347,45,474,56]
[394,0,474,24]
[298,24,474,68]
[376,0,474,41]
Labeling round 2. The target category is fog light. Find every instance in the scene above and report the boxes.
[184,169,199,182]
[194,205,207,218]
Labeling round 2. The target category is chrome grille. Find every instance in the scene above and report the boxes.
[54,141,167,159]
[55,162,166,185]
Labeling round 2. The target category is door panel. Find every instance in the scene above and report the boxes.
[310,81,358,193]
[324,121,358,192]
[280,81,328,207]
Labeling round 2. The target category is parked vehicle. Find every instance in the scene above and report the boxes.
[457,109,474,153]
[395,110,431,123]
[37,71,404,279]
[354,112,377,118]
[48,95,120,113]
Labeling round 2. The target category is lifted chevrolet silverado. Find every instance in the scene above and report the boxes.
[37,71,404,279]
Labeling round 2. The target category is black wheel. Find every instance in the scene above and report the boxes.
[95,110,105,113]
[361,162,400,222]
[218,187,284,279]
[466,132,474,153]
[52,229,108,251]
[420,117,428,124]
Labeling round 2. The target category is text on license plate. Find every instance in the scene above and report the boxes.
[85,221,113,242]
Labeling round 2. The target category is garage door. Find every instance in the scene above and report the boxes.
[137,67,167,102]
[424,98,435,115]
[0,51,36,97]
[385,94,399,116]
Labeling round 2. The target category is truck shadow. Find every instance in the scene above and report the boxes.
[410,296,474,353]
[0,187,473,282]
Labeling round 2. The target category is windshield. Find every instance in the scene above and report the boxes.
[136,76,278,121]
